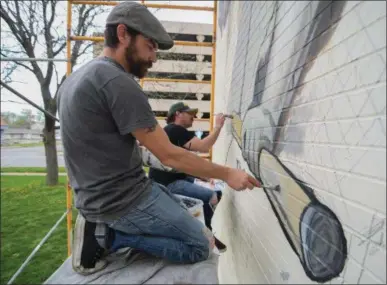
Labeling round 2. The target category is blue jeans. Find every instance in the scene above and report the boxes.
[108,182,212,264]
[167,179,222,231]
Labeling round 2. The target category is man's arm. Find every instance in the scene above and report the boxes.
[184,126,222,153]
[139,144,179,173]
[133,124,260,191]
[184,114,226,153]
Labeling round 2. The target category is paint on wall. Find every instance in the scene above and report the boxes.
[225,1,352,283]
[218,0,231,36]
[257,148,347,282]
[216,0,386,283]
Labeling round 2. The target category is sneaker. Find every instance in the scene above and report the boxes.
[214,236,227,253]
[72,214,108,275]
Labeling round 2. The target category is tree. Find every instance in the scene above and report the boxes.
[35,108,45,125]
[0,0,107,185]
[1,110,34,128]
[0,45,17,85]
[1,111,18,126]
[19,109,34,129]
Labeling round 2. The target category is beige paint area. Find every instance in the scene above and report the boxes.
[229,117,313,255]
[260,149,313,255]
[231,112,243,146]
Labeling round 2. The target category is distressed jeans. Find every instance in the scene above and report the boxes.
[168,179,222,231]
[108,182,212,264]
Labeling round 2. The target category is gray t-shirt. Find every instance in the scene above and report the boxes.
[57,57,157,223]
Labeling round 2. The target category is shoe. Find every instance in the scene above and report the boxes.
[72,214,108,275]
[214,236,227,253]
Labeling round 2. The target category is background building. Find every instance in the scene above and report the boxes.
[93,20,213,137]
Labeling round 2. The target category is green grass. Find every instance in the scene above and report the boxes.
[1,167,67,173]
[1,167,149,284]
[2,142,44,148]
[0,176,73,284]
[1,167,148,174]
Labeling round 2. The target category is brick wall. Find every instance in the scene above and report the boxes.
[212,1,386,284]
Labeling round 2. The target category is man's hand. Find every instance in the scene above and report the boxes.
[224,169,261,191]
[184,114,225,152]
[215,113,226,129]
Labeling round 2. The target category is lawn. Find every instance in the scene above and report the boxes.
[1,176,73,284]
[1,167,67,173]
[1,167,150,284]
[1,166,148,174]
[2,142,44,148]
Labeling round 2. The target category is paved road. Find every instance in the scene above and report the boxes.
[1,145,65,167]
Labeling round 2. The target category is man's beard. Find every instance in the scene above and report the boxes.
[186,117,194,128]
[125,43,152,78]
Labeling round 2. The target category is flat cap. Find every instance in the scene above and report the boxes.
[106,1,174,50]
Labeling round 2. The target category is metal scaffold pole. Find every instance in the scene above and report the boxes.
[66,0,73,257]
[209,0,217,160]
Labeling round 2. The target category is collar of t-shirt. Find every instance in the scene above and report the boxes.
[99,56,135,80]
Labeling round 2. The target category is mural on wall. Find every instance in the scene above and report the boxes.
[217,0,231,36]
[224,1,350,283]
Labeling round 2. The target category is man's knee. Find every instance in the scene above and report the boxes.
[189,226,215,263]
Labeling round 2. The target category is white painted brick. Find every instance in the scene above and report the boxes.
[337,4,365,36]
[364,243,386,282]
[330,277,345,285]
[359,269,385,284]
[342,1,363,15]
[356,1,387,28]
[214,1,386,284]
[333,64,358,93]
[343,18,387,62]
[351,148,386,180]
[350,233,371,265]
[371,215,386,246]
[329,39,352,70]
[356,52,387,87]
[355,118,386,147]
[343,258,363,283]
[339,174,386,214]
[364,18,386,52]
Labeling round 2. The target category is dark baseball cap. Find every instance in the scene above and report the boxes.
[167,102,198,117]
[106,2,174,50]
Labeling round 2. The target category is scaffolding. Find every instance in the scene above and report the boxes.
[1,2,217,283]
[65,0,218,257]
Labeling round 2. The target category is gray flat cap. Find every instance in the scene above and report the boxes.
[106,1,174,50]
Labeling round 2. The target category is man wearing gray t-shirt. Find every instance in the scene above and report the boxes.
[58,1,260,275]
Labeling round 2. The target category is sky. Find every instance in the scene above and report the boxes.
[0,0,214,117]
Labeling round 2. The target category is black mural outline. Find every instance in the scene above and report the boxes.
[227,1,349,283]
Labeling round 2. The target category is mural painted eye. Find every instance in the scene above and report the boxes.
[300,203,347,281]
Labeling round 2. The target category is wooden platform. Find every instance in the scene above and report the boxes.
[44,251,219,284]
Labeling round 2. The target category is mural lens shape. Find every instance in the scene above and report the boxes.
[257,148,347,283]
[300,203,347,281]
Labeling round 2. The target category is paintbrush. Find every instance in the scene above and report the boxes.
[214,113,234,119]
[263,185,281,192]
